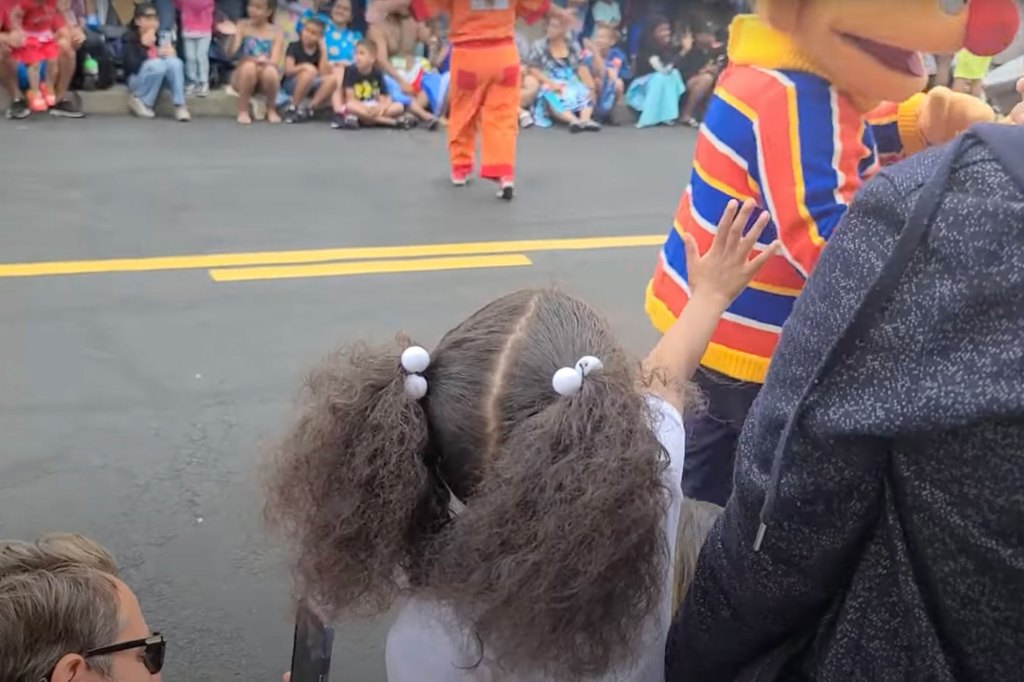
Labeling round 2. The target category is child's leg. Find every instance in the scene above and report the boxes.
[347,99,387,126]
[545,99,580,125]
[258,65,282,122]
[288,65,318,108]
[27,63,41,92]
[578,104,595,122]
[131,59,169,107]
[231,60,258,122]
[54,33,75,100]
[163,56,187,106]
[479,61,519,182]
[377,100,403,125]
[197,35,211,87]
[408,91,435,121]
[183,38,199,85]
[308,73,338,111]
[330,64,346,113]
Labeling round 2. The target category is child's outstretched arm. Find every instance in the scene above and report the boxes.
[643,199,779,413]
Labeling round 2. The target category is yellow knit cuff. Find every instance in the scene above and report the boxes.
[897,93,928,155]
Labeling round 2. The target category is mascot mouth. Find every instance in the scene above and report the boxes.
[840,33,925,77]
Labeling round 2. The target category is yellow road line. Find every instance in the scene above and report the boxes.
[209,254,533,282]
[0,235,664,278]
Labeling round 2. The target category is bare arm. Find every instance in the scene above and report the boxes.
[642,200,779,414]
[283,53,299,76]
[367,25,407,87]
[226,20,246,56]
[269,31,284,66]
[578,64,596,91]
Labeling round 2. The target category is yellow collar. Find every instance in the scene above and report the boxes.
[727,14,829,80]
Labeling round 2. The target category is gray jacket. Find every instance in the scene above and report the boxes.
[668,125,1024,681]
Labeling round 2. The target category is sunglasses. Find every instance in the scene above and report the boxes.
[83,633,166,674]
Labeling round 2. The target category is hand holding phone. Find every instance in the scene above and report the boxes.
[290,603,334,682]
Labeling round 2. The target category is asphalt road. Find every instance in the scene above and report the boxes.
[0,117,695,681]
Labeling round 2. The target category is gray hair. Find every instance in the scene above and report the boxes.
[0,534,121,682]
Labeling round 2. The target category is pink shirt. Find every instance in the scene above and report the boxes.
[175,0,213,36]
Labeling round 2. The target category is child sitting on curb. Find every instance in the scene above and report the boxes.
[337,39,409,129]
[280,16,338,122]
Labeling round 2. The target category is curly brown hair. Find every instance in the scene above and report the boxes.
[265,289,671,678]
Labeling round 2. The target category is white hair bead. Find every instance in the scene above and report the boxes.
[552,355,604,397]
[404,373,429,400]
[401,346,431,400]
[552,367,584,396]
[401,346,431,374]
[576,356,604,376]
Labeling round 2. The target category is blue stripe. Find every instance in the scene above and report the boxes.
[871,121,902,157]
[702,92,760,185]
[784,71,846,242]
[689,173,780,246]
[663,228,796,328]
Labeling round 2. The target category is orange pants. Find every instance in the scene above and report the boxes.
[449,41,520,181]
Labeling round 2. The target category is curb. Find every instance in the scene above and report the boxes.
[1,85,239,118]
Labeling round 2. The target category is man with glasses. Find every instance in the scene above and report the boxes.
[0,533,165,681]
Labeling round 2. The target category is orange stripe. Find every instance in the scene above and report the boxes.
[694,133,758,201]
[739,69,826,276]
[835,96,867,205]
[650,259,779,359]
[675,193,807,291]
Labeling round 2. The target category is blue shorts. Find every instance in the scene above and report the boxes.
[278,74,323,106]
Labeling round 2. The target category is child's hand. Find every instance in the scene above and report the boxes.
[684,198,781,308]
[1010,77,1024,126]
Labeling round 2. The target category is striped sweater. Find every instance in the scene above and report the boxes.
[645,15,924,384]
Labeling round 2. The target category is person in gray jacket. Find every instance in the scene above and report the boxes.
[667,122,1024,681]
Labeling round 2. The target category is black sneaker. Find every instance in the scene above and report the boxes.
[343,114,359,129]
[5,98,30,120]
[49,97,86,118]
[283,105,300,124]
[330,112,345,129]
[398,113,417,130]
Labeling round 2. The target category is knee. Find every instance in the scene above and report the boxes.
[168,57,184,71]
[238,61,257,77]
[260,65,281,82]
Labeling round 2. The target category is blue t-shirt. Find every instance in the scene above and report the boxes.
[296,10,362,64]
[324,23,361,64]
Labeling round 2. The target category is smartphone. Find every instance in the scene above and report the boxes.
[290,603,334,682]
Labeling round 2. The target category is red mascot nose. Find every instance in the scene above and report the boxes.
[965,0,1021,56]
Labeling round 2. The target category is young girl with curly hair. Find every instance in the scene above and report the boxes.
[266,200,778,681]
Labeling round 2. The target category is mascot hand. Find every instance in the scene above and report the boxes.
[919,87,998,146]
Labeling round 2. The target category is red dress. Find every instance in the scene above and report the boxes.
[5,0,64,63]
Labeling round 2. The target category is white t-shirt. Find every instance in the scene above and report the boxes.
[385,395,686,682]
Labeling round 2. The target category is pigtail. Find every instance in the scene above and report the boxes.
[428,357,670,678]
[264,341,446,617]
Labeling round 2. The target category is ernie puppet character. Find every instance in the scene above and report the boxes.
[408,0,572,200]
[645,0,1021,506]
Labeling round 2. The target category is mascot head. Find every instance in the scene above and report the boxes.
[756,0,1020,103]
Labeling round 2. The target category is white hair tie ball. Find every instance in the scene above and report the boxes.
[552,366,584,396]
[400,346,431,400]
[551,355,604,397]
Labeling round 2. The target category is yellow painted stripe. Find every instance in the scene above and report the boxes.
[0,235,664,278]
[209,254,533,282]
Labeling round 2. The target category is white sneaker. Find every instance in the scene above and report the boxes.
[185,83,197,97]
[128,96,155,119]
[175,106,192,122]
[196,83,209,98]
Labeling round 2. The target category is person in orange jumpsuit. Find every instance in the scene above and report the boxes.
[410,0,571,200]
